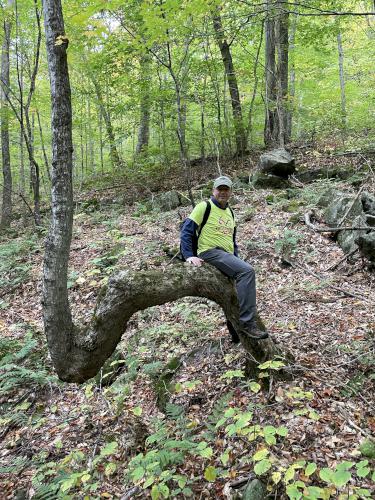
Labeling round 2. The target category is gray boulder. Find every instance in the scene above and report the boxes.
[356,233,375,263]
[324,195,363,226]
[337,214,368,254]
[259,148,295,178]
[152,190,181,211]
[251,171,290,189]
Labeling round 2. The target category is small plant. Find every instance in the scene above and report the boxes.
[275,230,302,260]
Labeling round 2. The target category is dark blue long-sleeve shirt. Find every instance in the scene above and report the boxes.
[180,196,238,259]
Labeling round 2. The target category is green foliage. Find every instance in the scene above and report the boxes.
[0,235,39,293]
[0,332,54,397]
[275,230,302,260]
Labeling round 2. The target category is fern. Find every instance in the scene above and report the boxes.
[206,391,234,433]
[165,402,185,419]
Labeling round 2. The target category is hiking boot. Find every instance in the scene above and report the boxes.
[240,321,269,341]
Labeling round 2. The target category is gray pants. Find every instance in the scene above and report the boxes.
[199,248,256,324]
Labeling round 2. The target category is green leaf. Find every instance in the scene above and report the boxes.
[254,459,272,475]
[286,484,302,499]
[331,469,351,488]
[304,486,328,499]
[132,466,145,482]
[272,471,282,484]
[336,461,354,471]
[258,360,285,370]
[305,462,317,476]
[220,369,245,380]
[204,466,217,482]
[319,468,333,483]
[253,448,269,461]
[199,447,213,459]
[143,476,155,488]
[265,434,276,445]
[264,425,277,435]
[284,466,296,483]
[276,426,288,437]
[132,406,143,416]
[220,449,230,466]
[249,381,261,393]
[158,483,170,498]
[104,462,117,477]
[356,466,370,478]
[100,441,118,457]
[80,473,91,483]
[196,441,208,451]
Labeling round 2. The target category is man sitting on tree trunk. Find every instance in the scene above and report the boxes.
[180,175,268,341]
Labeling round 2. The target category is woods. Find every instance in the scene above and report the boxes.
[1,0,375,498]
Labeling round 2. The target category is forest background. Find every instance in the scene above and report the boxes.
[0,0,375,499]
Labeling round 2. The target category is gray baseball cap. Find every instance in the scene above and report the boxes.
[213,175,233,189]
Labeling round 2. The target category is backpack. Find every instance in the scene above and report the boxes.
[179,200,234,261]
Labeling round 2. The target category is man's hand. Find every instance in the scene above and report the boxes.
[186,256,204,267]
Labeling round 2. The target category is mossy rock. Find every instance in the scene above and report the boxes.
[242,479,267,500]
[359,439,375,458]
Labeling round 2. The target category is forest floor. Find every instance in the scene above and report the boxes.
[0,148,374,499]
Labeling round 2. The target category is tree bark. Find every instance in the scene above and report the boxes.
[212,12,246,155]
[0,1,12,229]
[91,77,123,169]
[337,30,347,133]
[135,55,151,155]
[42,0,74,376]
[264,0,278,146]
[264,0,289,147]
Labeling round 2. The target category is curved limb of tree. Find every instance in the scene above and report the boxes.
[49,264,287,383]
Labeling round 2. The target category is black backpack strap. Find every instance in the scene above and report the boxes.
[197,200,211,237]
[228,205,235,222]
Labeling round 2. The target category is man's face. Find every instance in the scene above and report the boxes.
[213,185,232,205]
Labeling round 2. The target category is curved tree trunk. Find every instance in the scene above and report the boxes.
[42,0,287,385]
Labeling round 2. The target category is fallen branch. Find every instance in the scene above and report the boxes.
[304,211,372,232]
[324,248,359,272]
[336,186,364,228]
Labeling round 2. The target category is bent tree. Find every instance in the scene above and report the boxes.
[42,0,286,384]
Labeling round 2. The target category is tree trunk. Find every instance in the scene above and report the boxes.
[337,30,347,134]
[212,12,246,155]
[286,12,297,141]
[91,77,123,169]
[0,2,12,229]
[264,0,278,146]
[264,0,289,147]
[275,1,289,146]
[42,0,74,375]
[135,55,151,155]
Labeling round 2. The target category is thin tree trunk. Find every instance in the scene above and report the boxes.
[246,22,264,144]
[99,106,104,175]
[264,0,278,146]
[0,1,13,229]
[135,55,151,155]
[212,12,246,155]
[275,0,289,146]
[337,30,347,134]
[91,77,123,169]
[36,109,51,182]
[286,11,298,141]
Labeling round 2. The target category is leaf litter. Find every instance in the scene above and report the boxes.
[0,156,374,498]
